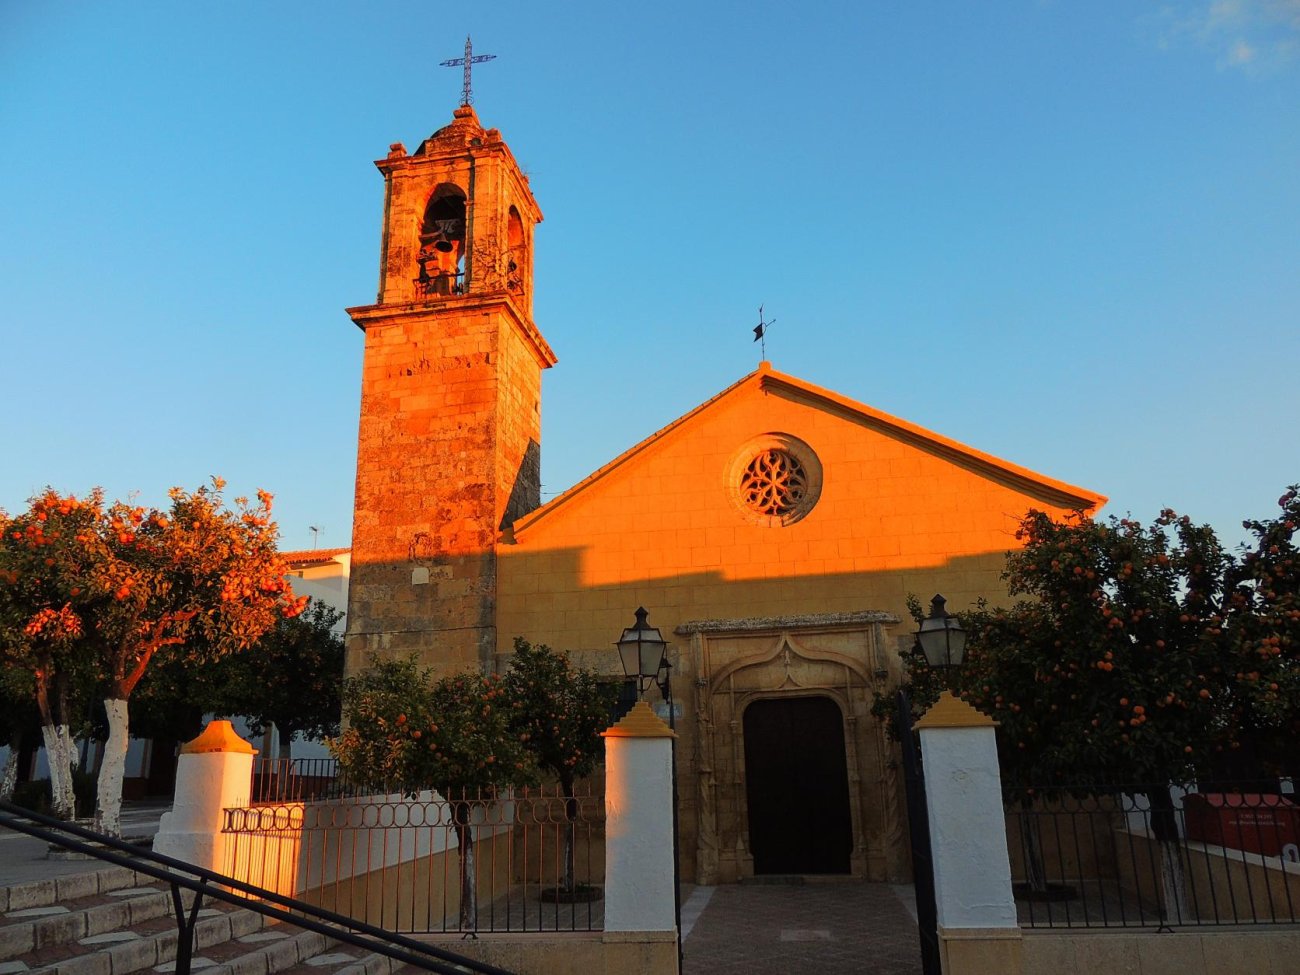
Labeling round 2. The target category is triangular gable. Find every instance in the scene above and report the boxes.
[512,362,1105,537]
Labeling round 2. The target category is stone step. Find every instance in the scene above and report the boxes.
[0,867,150,915]
[202,931,356,975]
[16,901,271,975]
[0,881,199,960]
[1,876,423,975]
[327,953,408,975]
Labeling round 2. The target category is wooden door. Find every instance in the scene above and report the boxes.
[743,695,853,874]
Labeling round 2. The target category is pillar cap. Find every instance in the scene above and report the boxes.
[914,690,998,730]
[602,701,676,739]
[180,720,258,755]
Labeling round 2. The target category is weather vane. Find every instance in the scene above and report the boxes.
[752,304,776,360]
[440,35,497,107]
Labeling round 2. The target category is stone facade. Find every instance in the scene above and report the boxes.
[345,106,555,676]
[494,364,1104,884]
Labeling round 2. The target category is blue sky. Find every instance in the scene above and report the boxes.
[2,1,1297,553]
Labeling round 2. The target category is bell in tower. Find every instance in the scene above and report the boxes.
[345,103,555,678]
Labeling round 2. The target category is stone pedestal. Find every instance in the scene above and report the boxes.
[603,702,678,937]
[915,691,1022,975]
[153,721,256,873]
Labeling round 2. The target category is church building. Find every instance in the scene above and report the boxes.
[343,103,1104,886]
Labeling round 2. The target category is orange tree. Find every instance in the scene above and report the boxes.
[209,599,345,760]
[129,599,344,760]
[956,494,1300,791]
[501,638,613,894]
[0,490,106,818]
[0,480,304,835]
[879,491,1300,905]
[128,648,225,750]
[1215,487,1300,777]
[331,657,535,932]
[957,510,1226,791]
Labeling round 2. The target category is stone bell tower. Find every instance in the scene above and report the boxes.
[345,104,555,676]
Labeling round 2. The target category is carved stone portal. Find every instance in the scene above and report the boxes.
[675,611,908,885]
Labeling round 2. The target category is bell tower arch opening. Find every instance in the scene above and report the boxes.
[506,205,526,296]
[417,184,466,296]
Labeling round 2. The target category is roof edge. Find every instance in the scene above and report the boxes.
[758,367,1106,512]
[511,365,765,534]
[511,363,1106,538]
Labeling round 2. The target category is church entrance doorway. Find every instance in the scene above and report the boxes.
[742,695,853,875]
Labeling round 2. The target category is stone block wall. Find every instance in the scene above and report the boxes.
[497,367,1100,881]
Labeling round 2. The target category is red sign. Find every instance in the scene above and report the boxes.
[1183,793,1300,857]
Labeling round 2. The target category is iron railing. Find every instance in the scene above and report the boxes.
[223,784,605,934]
[414,271,465,297]
[0,799,516,975]
[251,757,347,803]
[1005,784,1300,928]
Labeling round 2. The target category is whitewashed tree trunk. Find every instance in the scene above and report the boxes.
[454,811,478,932]
[0,747,19,803]
[1148,786,1189,924]
[276,725,292,762]
[1022,805,1049,893]
[1158,840,1190,923]
[94,698,130,837]
[561,790,578,893]
[40,722,77,819]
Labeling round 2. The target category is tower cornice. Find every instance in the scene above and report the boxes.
[346,292,557,370]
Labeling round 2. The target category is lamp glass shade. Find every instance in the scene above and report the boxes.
[916,594,967,669]
[615,606,666,684]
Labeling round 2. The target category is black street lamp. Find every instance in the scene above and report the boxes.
[915,593,968,672]
[615,606,672,719]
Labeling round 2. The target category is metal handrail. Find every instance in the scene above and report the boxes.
[0,801,517,975]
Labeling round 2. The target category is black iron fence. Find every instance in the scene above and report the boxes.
[251,757,347,803]
[1005,784,1300,928]
[222,784,604,934]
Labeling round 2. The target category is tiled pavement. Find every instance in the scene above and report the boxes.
[682,881,923,975]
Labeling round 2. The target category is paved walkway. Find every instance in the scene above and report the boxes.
[0,801,169,887]
[682,881,922,975]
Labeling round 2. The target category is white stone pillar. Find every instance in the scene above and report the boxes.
[603,701,678,934]
[153,720,257,873]
[915,691,1021,975]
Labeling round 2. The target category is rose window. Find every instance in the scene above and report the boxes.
[739,449,809,517]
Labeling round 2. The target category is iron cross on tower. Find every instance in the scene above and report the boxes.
[440,35,497,106]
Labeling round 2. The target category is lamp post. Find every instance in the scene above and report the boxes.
[613,607,681,972]
[897,593,967,975]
